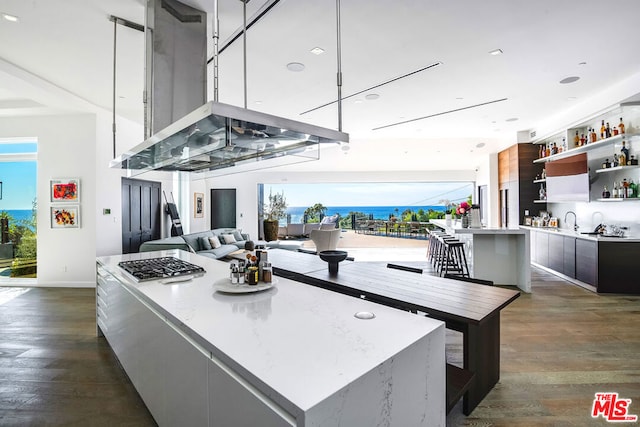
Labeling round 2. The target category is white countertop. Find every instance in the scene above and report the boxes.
[97,250,444,413]
[519,226,640,242]
[430,219,528,235]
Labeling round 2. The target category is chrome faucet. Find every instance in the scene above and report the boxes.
[564,211,578,232]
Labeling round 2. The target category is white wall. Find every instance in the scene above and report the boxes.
[0,114,97,286]
[475,153,499,227]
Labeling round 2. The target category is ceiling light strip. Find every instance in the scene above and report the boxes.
[372,98,508,131]
[300,62,442,115]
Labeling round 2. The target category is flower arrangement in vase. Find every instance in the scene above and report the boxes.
[456,201,471,228]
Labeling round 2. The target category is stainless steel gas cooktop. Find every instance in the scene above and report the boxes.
[118,257,205,282]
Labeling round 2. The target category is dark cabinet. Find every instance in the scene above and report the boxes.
[563,237,576,278]
[535,231,549,268]
[548,234,564,272]
[498,143,544,227]
[530,229,640,294]
[575,239,597,286]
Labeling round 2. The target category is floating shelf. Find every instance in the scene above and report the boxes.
[595,198,640,202]
[533,133,639,164]
[595,165,640,174]
[533,200,548,203]
[533,178,547,183]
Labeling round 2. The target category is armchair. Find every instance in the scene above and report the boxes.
[310,228,341,253]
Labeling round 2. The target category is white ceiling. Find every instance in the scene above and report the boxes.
[1,0,640,172]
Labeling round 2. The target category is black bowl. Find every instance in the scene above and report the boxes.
[319,250,348,275]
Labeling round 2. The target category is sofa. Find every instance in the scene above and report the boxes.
[139,228,304,259]
[278,222,337,239]
[140,228,253,260]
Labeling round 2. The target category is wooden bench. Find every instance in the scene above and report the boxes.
[263,249,520,415]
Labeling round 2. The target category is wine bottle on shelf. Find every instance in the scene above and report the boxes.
[573,130,580,146]
[562,137,567,151]
[622,179,629,198]
[613,126,619,136]
[580,133,586,145]
[612,182,619,198]
[545,144,550,157]
[602,185,611,199]
[600,120,606,139]
[605,122,612,138]
[551,142,558,155]
[613,154,619,167]
[619,117,625,134]
[628,180,636,198]
[590,128,597,143]
[620,140,629,166]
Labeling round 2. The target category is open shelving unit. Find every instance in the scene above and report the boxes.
[533,133,638,164]
[595,164,640,174]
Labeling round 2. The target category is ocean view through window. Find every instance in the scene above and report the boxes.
[264,182,474,225]
[0,140,37,280]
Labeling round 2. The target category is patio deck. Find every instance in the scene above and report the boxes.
[300,229,430,262]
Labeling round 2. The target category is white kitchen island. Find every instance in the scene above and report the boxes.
[431,220,531,293]
[96,250,445,426]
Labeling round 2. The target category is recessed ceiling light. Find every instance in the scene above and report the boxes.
[578,61,587,65]
[354,99,363,104]
[310,47,325,55]
[489,49,503,56]
[255,100,262,105]
[559,76,580,84]
[456,97,464,100]
[286,62,305,72]
[505,117,518,122]
[364,93,380,100]
[567,96,577,101]
[2,13,19,22]
[476,142,486,148]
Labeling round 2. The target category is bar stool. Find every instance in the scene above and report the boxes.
[427,230,449,264]
[441,239,470,278]
[434,234,458,273]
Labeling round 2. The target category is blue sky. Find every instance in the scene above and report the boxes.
[0,143,37,210]
[265,182,474,207]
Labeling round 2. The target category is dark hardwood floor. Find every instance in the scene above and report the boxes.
[1,266,639,426]
[0,287,156,426]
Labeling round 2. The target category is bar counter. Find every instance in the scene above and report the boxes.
[430,219,531,292]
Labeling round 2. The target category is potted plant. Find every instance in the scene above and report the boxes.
[263,190,287,241]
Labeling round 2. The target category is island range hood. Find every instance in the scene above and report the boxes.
[110,0,348,178]
[110,101,349,176]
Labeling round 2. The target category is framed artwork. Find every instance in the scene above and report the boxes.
[194,192,204,218]
[50,178,80,202]
[51,205,80,229]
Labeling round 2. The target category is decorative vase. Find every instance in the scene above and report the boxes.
[263,219,279,242]
[461,215,469,228]
[445,213,452,226]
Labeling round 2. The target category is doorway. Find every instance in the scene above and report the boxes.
[121,178,161,254]
[0,140,37,281]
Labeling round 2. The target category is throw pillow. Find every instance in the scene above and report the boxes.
[199,236,212,250]
[209,235,222,249]
[232,230,244,242]
[221,234,236,244]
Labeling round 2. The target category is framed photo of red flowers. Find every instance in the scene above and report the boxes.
[50,178,80,202]
[51,205,80,229]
